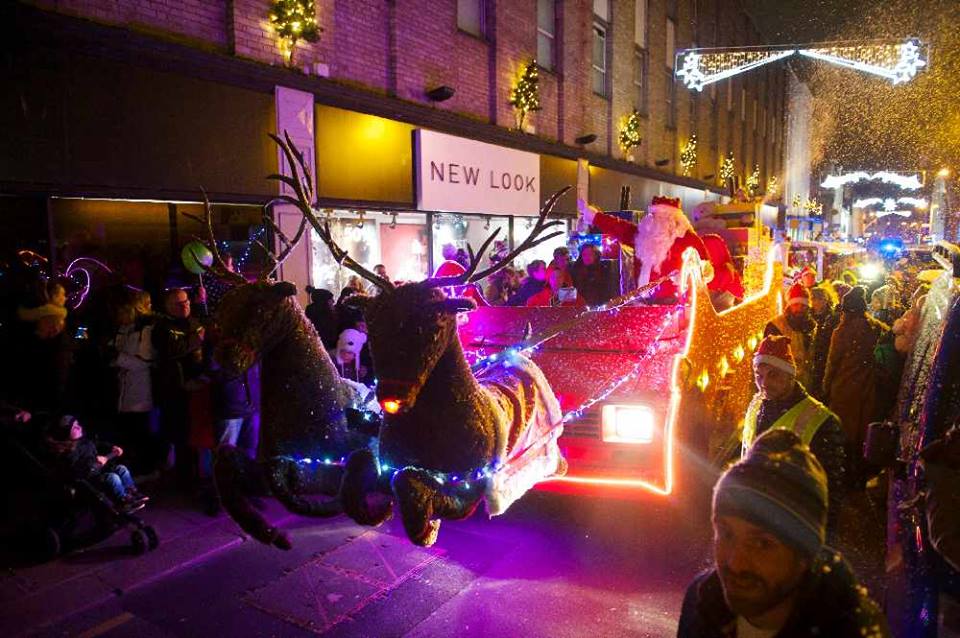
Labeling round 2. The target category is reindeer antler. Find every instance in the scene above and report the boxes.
[257,198,308,280]
[427,186,571,288]
[269,131,395,292]
[181,191,248,286]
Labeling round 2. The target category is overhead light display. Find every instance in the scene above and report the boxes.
[821,170,923,190]
[676,39,927,92]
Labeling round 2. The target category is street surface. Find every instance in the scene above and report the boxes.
[4,485,885,638]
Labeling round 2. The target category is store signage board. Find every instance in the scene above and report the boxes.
[414,129,540,216]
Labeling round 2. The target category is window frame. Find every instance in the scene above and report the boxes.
[592,17,610,97]
[536,0,557,71]
[633,46,648,115]
[456,0,486,39]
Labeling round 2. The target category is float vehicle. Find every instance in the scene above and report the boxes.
[458,203,782,498]
[873,241,960,637]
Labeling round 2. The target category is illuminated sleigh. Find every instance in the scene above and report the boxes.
[459,244,783,497]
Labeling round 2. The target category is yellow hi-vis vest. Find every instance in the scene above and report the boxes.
[741,392,834,458]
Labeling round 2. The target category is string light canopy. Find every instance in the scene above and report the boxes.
[676,38,927,92]
[821,170,923,190]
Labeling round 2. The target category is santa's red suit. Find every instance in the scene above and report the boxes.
[590,197,714,300]
[431,260,488,306]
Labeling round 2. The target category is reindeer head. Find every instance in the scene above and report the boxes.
[268,133,571,411]
[213,281,301,376]
[355,283,476,411]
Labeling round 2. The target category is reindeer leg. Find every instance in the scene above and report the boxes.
[392,468,486,547]
[340,449,393,526]
[214,445,292,550]
[267,457,344,519]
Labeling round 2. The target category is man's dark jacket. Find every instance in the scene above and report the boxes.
[677,548,890,637]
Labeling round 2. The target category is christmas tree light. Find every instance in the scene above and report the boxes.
[719,152,735,183]
[679,134,698,176]
[766,175,779,197]
[618,109,643,153]
[510,61,542,130]
[746,165,760,196]
[268,0,321,65]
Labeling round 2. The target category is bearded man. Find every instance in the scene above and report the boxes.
[579,197,742,302]
[678,429,889,637]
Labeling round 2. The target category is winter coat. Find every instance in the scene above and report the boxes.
[112,323,155,413]
[677,549,890,637]
[151,314,204,403]
[823,312,889,452]
[48,437,112,481]
[569,259,613,306]
[209,360,260,420]
[507,278,548,306]
[305,303,339,350]
[765,313,817,390]
[810,308,839,400]
[751,383,846,536]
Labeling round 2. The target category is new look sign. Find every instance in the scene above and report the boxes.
[414,130,540,216]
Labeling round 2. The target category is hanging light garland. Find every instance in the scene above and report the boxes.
[820,170,923,190]
[268,0,321,65]
[618,109,643,153]
[745,165,760,196]
[679,134,698,176]
[719,152,736,183]
[509,61,542,130]
[676,39,927,91]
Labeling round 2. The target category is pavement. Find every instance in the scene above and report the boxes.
[1,488,710,638]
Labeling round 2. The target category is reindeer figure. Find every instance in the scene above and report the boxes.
[273,133,568,546]
[185,189,369,550]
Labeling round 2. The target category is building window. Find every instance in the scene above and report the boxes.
[593,0,610,21]
[537,0,557,71]
[633,47,648,113]
[689,92,698,132]
[665,18,676,70]
[710,96,719,150]
[592,22,608,96]
[726,79,732,111]
[457,0,485,38]
[752,99,758,131]
[666,70,677,129]
[634,0,647,48]
[740,87,746,122]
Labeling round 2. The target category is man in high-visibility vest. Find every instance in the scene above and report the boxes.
[743,335,847,534]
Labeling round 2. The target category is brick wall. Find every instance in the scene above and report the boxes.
[27,0,790,189]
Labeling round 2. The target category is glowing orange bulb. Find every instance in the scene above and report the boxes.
[382,399,402,414]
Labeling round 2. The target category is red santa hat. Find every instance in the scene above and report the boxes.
[753,335,797,376]
[786,282,810,307]
[648,196,683,216]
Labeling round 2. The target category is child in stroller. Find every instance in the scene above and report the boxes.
[47,415,149,513]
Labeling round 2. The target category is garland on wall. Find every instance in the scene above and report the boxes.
[268,0,322,65]
[618,109,643,156]
[510,61,542,131]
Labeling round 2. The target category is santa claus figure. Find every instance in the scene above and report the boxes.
[579,196,718,301]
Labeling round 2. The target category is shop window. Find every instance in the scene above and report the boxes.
[457,0,486,38]
[310,211,428,294]
[511,218,571,270]
[537,0,557,71]
[431,213,511,274]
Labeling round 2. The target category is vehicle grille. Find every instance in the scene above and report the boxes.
[561,407,601,439]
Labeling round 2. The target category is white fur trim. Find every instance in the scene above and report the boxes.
[753,354,797,376]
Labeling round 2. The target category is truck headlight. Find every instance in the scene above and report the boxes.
[601,404,655,444]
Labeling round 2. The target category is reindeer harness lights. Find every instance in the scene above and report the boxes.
[274,132,570,546]
[185,192,372,550]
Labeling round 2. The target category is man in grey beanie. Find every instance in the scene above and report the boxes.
[677,429,889,637]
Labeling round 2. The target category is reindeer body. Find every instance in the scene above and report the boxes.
[213,281,369,548]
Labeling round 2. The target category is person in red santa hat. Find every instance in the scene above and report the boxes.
[579,196,740,302]
[764,282,816,389]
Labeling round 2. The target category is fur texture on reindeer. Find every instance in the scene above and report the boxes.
[183,188,371,550]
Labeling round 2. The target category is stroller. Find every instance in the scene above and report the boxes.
[3,425,159,560]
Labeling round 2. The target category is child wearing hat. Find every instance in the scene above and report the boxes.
[48,415,148,512]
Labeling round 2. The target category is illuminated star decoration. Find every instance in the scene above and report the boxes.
[797,39,927,85]
[821,170,923,190]
[676,49,795,91]
[680,134,698,176]
[853,197,927,217]
[676,39,927,92]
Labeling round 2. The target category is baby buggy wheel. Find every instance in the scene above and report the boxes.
[43,527,62,560]
[130,529,148,555]
[144,526,159,551]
